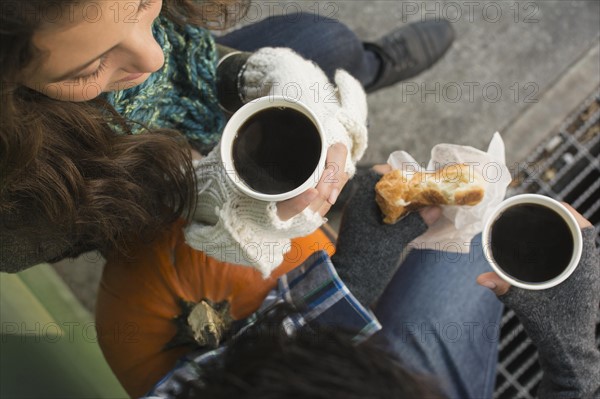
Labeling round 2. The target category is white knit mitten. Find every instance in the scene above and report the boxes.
[241,47,369,177]
[184,147,324,277]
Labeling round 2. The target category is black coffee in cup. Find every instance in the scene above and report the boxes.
[489,204,574,283]
[232,107,322,195]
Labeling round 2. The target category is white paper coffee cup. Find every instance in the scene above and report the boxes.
[220,96,327,202]
[482,194,583,290]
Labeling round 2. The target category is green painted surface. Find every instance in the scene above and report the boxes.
[0,264,128,398]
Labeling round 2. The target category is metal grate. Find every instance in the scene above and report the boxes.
[493,89,600,399]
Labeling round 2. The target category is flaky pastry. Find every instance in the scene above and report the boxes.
[375,163,485,224]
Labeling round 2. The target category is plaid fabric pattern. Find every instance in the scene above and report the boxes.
[144,250,381,398]
[262,250,382,341]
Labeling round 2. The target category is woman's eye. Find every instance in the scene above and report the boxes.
[73,56,108,84]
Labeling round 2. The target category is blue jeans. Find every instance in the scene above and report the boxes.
[216,13,380,87]
[374,234,504,399]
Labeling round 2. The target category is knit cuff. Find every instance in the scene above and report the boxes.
[186,147,325,276]
[218,197,324,276]
[265,202,325,238]
[186,203,322,277]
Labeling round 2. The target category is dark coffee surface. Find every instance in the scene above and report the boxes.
[490,204,573,283]
[232,107,322,195]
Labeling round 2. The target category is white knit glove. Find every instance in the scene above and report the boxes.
[241,47,369,177]
[185,48,368,277]
[184,146,325,277]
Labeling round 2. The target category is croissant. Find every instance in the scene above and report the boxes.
[375,163,485,224]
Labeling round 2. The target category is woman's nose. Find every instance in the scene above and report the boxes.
[118,29,165,74]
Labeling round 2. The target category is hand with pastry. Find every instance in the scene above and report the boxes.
[331,164,441,307]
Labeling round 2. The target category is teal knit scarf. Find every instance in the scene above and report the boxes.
[104,16,225,154]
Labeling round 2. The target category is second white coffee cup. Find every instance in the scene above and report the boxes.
[482,194,583,290]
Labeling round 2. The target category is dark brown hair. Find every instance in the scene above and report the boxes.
[0,0,248,268]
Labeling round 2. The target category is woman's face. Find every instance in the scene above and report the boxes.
[23,0,164,102]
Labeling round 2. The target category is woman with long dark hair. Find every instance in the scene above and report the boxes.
[0,0,454,274]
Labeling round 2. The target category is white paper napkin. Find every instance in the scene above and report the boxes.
[387,132,511,253]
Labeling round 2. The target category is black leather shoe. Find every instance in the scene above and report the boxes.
[364,20,455,93]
